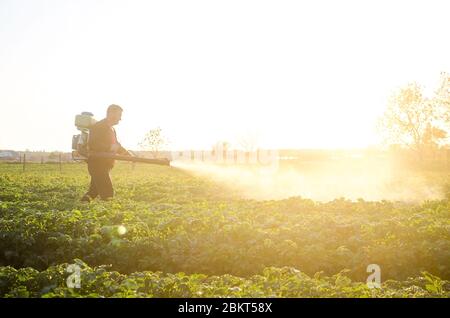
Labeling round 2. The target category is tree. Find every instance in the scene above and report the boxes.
[378,81,447,159]
[237,131,260,152]
[139,127,168,158]
[433,72,450,127]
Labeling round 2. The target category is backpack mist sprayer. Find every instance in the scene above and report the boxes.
[71,112,171,166]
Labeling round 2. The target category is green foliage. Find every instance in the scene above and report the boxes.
[0,162,449,298]
[0,265,448,298]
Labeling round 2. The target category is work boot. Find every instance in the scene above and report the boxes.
[80,195,92,203]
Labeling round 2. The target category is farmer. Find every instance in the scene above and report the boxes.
[81,104,131,202]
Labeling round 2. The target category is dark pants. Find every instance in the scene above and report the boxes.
[83,162,113,201]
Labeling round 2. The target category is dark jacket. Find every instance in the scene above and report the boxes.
[88,119,127,168]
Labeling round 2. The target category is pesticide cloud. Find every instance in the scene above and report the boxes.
[171,158,444,202]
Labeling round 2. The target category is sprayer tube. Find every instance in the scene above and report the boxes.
[88,152,170,166]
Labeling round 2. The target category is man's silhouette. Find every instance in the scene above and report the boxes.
[81,104,130,202]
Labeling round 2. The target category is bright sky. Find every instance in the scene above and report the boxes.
[0,0,449,151]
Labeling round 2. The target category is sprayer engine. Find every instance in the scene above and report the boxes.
[72,112,96,160]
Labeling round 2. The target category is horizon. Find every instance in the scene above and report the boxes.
[0,145,439,154]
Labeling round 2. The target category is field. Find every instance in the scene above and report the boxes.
[0,162,449,297]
